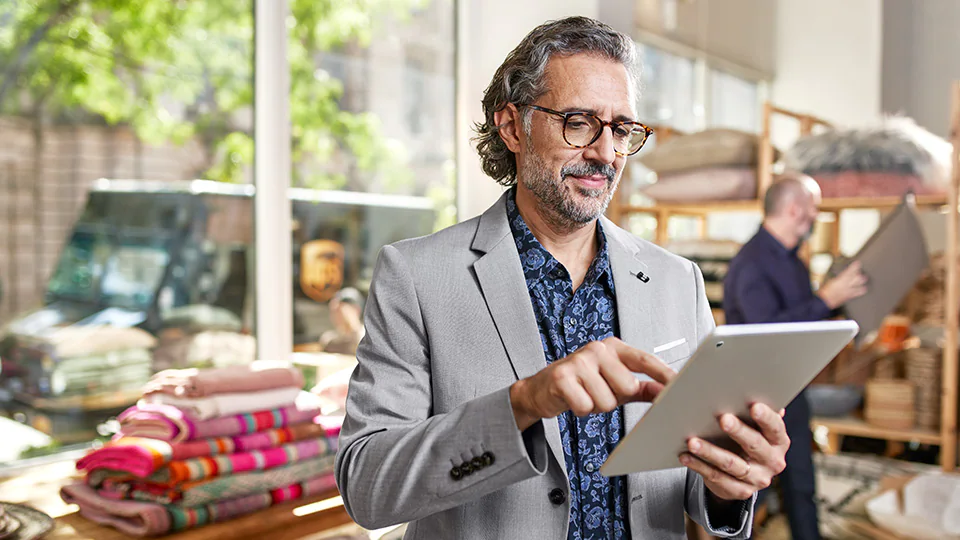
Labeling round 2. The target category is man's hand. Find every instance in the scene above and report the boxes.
[818,261,868,309]
[679,403,790,502]
[509,337,675,431]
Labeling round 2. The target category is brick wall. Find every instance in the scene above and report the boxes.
[0,116,207,324]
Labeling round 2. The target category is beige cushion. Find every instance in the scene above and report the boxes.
[638,129,777,174]
[641,167,757,203]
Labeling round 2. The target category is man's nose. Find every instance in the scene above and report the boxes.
[581,126,617,165]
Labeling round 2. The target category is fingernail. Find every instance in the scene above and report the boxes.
[680,454,691,465]
[752,405,763,420]
[722,415,735,430]
[689,439,701,452]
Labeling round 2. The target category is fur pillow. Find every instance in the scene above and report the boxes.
[813,171,942,198]
[783,116,953,190]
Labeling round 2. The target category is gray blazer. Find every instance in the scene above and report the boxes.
[335,193,755,539]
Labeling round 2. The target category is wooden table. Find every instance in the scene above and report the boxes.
[49,490,355,540]
[0,459,358,540]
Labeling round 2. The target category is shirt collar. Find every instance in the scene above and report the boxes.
[756,225,800,258]
[505,188,614,289]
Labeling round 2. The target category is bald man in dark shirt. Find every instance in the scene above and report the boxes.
[723,173,867,540]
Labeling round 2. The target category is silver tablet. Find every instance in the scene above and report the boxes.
[601,320,859,476]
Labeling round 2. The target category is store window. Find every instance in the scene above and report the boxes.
[0,2,258,461]
[636,43,699,133]
[709,68,761,132]
[0,0,457,465]
[287,0,456,352]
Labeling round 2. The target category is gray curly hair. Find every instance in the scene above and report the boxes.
[472,16,640,186]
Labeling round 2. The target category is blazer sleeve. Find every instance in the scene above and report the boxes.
[684,261,757,539]
[334,245,549,530]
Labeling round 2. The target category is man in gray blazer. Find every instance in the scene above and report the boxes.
[335,16,789,539]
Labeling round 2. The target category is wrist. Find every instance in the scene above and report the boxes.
[817,290,838,310]
[509,379,539,431]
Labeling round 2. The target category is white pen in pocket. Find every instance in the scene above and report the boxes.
[653,338,686,355]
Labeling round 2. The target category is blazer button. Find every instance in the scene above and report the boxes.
[471,457,484,470]
[450,466,462,480]
[548,488,566,505]
[460,463,473,476]
[481,451,495,466]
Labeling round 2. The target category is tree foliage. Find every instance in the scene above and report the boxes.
[0,0,428,188]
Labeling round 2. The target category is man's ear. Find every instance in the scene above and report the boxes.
[494,103,524,154]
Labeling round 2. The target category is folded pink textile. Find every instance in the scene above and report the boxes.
[166,473,337,532]
[143,360,305,398]
[77,419,340,478]
[117,398,323,443]
[60,482,171,537]
[61,474,338,537]
[92,454,336,507]
[89,435,337,486]
[139,386,302,420]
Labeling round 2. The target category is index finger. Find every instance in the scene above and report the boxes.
[607,339,676,386]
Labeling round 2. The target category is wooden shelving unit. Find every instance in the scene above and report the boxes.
[609,84,960,471]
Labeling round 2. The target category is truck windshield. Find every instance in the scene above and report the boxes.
[45,192,188,311]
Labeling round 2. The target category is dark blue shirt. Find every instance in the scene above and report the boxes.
[723,226,834,324]
[506,190,627,540]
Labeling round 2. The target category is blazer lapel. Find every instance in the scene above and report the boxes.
[602,217,661,429]
[472,193,566,475]
[602,218,667,510]
[603,217,658,367]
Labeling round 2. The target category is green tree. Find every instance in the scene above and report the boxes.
[0,0,426,188]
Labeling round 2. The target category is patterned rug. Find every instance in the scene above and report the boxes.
[755,452,938,540]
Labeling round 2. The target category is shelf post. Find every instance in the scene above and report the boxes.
[942,81,960,471]
[758,102,774,200]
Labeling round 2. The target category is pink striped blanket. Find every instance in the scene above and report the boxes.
[78,419,340,478]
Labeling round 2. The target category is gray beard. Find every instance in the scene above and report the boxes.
[518,152,619,231]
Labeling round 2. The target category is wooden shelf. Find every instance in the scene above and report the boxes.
[620,194,949,218]
[53,488,355,540]
[609,89,960,471]
[811,416,943,446]
[818,194,949,210]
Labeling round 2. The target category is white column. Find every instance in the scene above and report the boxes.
[254,0,293,360]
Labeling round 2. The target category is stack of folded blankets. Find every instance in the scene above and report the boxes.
[637,128,777,203]
[60,361,342,537]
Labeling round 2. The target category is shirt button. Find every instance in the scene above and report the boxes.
[548,488,566,505]
[585,462,596,473]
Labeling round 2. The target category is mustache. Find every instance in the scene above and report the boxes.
[561,162,616,183]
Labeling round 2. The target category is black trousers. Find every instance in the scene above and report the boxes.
[775,390,821,540]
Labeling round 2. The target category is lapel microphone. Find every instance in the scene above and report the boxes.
[631,270,650,283]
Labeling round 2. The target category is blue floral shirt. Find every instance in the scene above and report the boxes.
[506,190,628,540]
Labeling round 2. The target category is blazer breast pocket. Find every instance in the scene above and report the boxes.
[652,337,692,365]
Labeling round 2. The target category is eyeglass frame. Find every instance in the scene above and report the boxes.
[520,104,655,156]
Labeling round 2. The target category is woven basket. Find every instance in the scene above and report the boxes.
[872,353,902,380]
[905,252,960,327]
[865,379,916,430]
[904,347,942,430]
